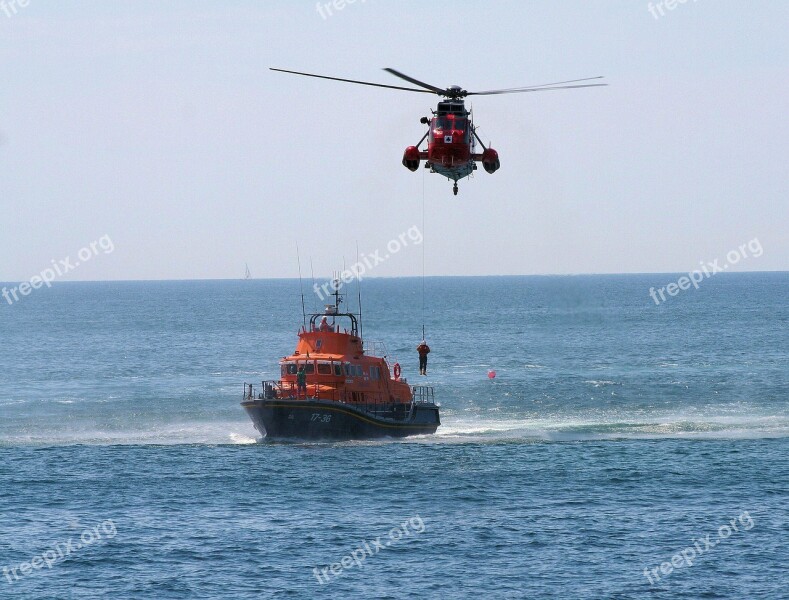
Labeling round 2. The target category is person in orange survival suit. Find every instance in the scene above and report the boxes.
[416,340,431,375]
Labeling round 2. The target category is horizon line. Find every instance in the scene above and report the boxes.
[1,269,786,285]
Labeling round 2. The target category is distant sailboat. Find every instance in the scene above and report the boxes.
[244,263,251,280]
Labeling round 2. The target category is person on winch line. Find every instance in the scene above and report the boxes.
[416,340,430,375]
[297,365,307,397]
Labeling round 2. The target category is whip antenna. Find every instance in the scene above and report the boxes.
[310,258,319,314]
[356,242,363,342]
[296,243,306,328]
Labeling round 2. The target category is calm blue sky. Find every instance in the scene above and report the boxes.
[1,0,786,280]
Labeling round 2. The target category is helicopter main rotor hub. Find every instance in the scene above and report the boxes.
[444,85,467,99]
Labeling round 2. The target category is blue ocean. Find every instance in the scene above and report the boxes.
[1,274,786,599]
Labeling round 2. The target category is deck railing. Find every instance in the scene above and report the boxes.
[243,380,340,402]
[411,385,435,405]
[243,380,435,409]
[243,381,431,422]
[364,340,389,358]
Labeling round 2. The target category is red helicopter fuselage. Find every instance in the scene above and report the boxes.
[402,99,499,194]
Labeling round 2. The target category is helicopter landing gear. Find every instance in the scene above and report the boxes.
[453,183,458,195]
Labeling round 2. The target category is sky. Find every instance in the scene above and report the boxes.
[1,0,787,281]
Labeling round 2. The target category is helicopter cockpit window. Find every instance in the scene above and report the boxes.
[434,117,466,132]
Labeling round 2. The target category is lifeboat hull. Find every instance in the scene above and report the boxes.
[241,398,440,441]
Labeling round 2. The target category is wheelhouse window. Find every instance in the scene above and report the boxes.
[317,363,332,375]
[343,364,365,377]
[284,362,315,375]
[334,364,342,376]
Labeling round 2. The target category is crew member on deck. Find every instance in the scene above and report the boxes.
[297,365,307,397]
[417,340,431,375]
[319,316,333,332]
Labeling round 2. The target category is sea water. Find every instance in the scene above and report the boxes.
[0,274,786,598]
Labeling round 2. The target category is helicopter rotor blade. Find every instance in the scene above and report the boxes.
[270,68,435,94]
[471,76,606,94]
[468,82,608,96]
[383,68,447,95]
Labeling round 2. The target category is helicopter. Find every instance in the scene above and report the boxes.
[270,67,607,195]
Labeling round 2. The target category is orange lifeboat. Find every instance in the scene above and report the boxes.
[241,286,440,440]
